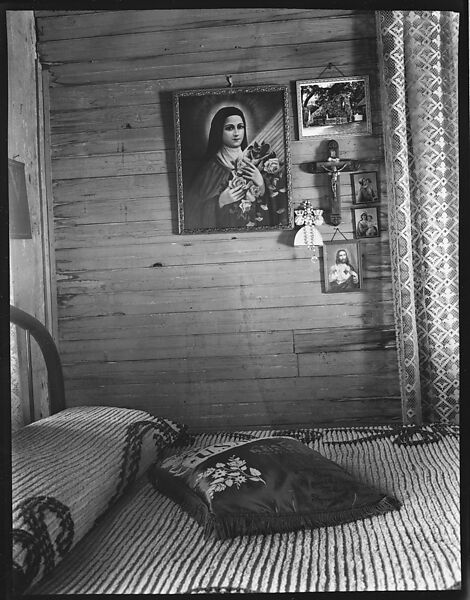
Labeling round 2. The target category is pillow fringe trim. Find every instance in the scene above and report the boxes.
[149,467,400,539]
[209,496,401,539]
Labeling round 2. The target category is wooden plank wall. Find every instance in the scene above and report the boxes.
[8,11,52,427]
[35,9,401,431]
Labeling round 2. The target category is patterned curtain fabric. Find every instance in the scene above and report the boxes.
[11,323,26,432]
[376,11,459,424]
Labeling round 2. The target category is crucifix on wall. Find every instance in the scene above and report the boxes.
[312,140,360,226]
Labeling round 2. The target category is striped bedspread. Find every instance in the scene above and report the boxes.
[31,425,460,594]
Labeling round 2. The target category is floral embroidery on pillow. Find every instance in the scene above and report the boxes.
[196,456,265,499]
[150,436,402,539]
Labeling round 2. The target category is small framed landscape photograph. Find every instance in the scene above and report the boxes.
[351,171,379,204]
[296,75,372,139]
[352,206,380,239]
[322,240,362,293]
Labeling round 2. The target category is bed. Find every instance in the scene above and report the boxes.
[11,306,461,594]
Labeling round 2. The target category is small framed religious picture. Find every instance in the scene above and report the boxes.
[173,85,293,234]
[352,205,380,239]
[296,75,372,139]
[322,240,363,293]
[351,171,379,204]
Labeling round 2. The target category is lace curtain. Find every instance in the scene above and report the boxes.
[11,323,26,431]
[376,11,459,423]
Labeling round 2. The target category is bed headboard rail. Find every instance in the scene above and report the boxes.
[10,305,65,415]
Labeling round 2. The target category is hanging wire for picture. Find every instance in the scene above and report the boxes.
[294,201,324,262]
[317,63,347,78]
[330,226,349,242]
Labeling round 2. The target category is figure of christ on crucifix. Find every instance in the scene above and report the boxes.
[321,161,349,198]
[312,140,360,226]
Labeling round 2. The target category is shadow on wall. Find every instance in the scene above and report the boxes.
[158,90,180,233]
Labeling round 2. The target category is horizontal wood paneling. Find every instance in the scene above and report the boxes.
[36,10,360,41]
[60,330,294,363]
[39,17,373,63]
[35,10,98,18]
[63,399,402,431]
[48,106,382,142]
[50,126,167,157]
[54,257,390,295]
[58,325,396,364]
[45,39,378,86]
[53,174,174,201]
[52,150,174,179]
[49,104,171,135]
[50,127,383,159]
[57,281,393,318]
[51,174,386,211]
[57,304,396,341]
[38,8,401,429]
[54,236,391,271]
[49,69,380,112]
[298,348,398,377]
[50,147,384,180]
[51,194,390,230]
[64,379,401,431]
[64,376,401,405]
[295,326,397,353]
[63,353,300,386]
[54,258,392,298]
[52,214,389,249]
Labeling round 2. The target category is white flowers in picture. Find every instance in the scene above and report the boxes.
[174,85,293,233]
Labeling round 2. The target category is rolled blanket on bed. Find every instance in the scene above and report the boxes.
[12,406,187,594]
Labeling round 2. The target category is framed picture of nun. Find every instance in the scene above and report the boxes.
[173,85,293,233]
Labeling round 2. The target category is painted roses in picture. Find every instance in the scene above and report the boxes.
[174,85,293,233]
[227,141,287,226]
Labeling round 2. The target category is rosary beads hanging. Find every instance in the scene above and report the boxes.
[293,201,324,262]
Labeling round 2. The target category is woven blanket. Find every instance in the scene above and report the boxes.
[31,425,461,594]
[12,406,186,593]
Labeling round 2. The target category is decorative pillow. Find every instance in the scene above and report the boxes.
[12,406,187,594]
[149,436,401,540]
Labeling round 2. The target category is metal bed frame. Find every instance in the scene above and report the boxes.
[10,305,65,415]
